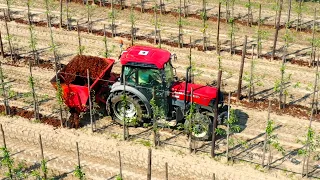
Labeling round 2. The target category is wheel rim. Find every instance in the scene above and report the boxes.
[114,101,136,122]
[192,113,210,138]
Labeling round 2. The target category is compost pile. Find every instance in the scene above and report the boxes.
[60,55,109,85]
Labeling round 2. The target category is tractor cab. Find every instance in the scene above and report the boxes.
[119,46,175,116]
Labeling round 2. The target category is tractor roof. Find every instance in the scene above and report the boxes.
[120,46,171,69]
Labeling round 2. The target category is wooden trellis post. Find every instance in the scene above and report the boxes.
[87,69,93,132]
[1,124,6,148]
[39,134,47,179]
[211,70,222,157]
[118,151,123,179]
[147,148,152,180]
[3,11,13,62]
[0,31,4,59]
[216,2,221,54]
[237,36,247,100]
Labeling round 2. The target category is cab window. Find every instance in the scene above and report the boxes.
[138,68,161,86]
[164,62,174,87]
[123,66,137,85]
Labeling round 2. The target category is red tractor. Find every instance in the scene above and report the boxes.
[51,46,228,140]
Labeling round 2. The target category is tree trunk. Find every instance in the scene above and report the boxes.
[226,92,231,161]
[159,0,162,15]
[130,4,135,46]
[77,21,82,55]
[231,0,235,18]
[154,4,158,45]
[45,0,50,27]
[230,21,234,55]
[178,0,182,48]
[279,55,286,109]
[183,0,187,17]
[141,0,144,13]
[104,24,108,57]
[118,151,123,179]
[296,0,303,31]
[3,12,13,62]
[0,31,4,59]
[202,0,206,51]
[158,30,161,48]
[152,87,159,146]
[216,2,221,54]
[247,0,251,27]
[66,0,70,31]
[0,62,9,115]
[5,0,11,21]
[257,4,262,58]
[111,0,115,37]
[147,149,152,180]
[225,0,229,20]
[60,0,63,28]
[237,36,247,100]
[287,0,292,26]
[123,74,128,140]
[271,0,283,60]
[310,8,316,67]
[267,144,272,169]
[27,2,39,120]
[211,70,222,158]
[87,70,93,132]
[249,45,254,101]
[262,100,271,167]
[274,0,279,28]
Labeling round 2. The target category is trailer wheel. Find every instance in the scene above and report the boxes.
[184,111,213,141]
[110,92,148,126]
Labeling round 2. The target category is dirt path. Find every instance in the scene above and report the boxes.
[1,1,318,65]
[0,19,318,110]
[0,115,293,180]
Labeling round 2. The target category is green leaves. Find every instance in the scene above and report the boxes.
[297,127,320,157]
[0,147,13,178]
[245,2,252,9]
[265,119,274,136]
[0,147,13,169]
[74,165,85,180]
[28,24,37,51]
[265,119,285,154]
[56,79,64,105]
[108,10,117,20]
[150,97,165,120]
[28,76,35,90]
[78,45,86,55]
[116,174,123,180]
[41,159,48,177]
[226,109,240,133]
[215,127,225,135]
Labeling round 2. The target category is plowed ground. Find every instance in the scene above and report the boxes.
[0,1,320,179]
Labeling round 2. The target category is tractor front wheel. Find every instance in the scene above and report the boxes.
[184,111,213,141]
[110,92,148,126]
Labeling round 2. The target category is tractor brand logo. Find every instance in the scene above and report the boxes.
[138,50,149,56]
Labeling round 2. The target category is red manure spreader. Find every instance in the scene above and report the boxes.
[51,46,228,140]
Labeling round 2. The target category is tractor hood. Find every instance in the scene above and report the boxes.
[171,82,220,106]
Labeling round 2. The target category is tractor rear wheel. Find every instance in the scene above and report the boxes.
[110,92,148,126]
[184,111,213,141]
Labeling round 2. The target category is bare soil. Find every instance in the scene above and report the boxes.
[0,1,320,179]
[60,55,110,84]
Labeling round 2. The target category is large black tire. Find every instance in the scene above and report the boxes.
[110,92,148,126]
[184,111,213,141]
